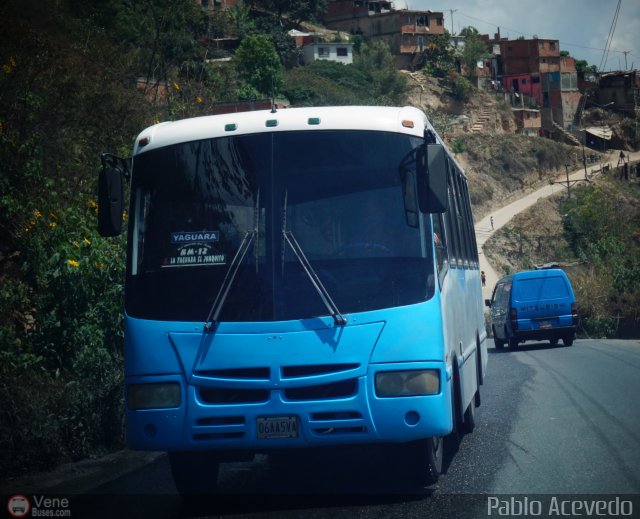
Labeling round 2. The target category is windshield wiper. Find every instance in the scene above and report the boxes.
[280,189,346,326]
[203,230,255,332]
[282,230,347,327]
[204,190,260,333]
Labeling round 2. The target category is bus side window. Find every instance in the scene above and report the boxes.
[432,213,448,278]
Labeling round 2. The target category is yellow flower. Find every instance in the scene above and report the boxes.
[196,96,203,104]
[67,260,80,267]
[2,64,11,74]
[87,199,98,209]
[48,221,57,229]
[34,210,42,218]
[9,57,16,67]
[48,211,57,219]
[72,241,80,248]
[172,82,180,91]
[83,237,91,245]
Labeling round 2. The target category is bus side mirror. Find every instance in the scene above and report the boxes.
[417,143,447,213]
[98,165,125,237]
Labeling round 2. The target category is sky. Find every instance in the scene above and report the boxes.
[400,0,639,71]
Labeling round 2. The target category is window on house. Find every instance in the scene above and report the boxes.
[521,78,527,84]
[532,76,540,84]
[436,17,443,26]
[550,42,556,50]
[318,47,330,58]
[416,15,428,26]
[337,47,348,57]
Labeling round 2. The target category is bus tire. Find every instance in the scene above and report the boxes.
[169,451,220,495]
[409,436,443,486]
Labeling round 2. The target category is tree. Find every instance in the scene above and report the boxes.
[423,33,455,77]
[234,34,283,96]
[459,26,489,80]
[354,40,408,105]
[247,0,328,25]
[575,59,598,73]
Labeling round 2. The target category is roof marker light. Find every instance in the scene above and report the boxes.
[138,137,150,147]
[265,119,278,127]
[308,117,321,125]
[224,123,237,132]
[402,120,415,128]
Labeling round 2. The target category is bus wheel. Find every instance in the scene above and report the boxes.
[169,452,220,495]
[462,396,476,433]
[408,436,443,486]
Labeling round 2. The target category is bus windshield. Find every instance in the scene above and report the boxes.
[126,130,435,322]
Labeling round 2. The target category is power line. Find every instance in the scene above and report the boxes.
[599,0,622,71]
[452,8,635,63]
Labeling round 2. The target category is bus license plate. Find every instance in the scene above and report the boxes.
[257,416,298,439]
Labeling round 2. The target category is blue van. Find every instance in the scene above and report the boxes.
[486,269,577,348]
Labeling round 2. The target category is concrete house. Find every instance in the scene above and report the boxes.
[322,1,445,68]
[302,41,354,65]
[597,70,640,116]
[494,37,580,140]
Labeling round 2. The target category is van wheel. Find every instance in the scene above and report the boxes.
[549,338,559,346]
[493,326,505,348]
[508,335,518,349]
[169,452,220,495]
[563,337,574,346]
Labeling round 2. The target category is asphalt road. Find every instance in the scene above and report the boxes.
[73,338,640,519]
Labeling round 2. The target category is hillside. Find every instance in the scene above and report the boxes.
[483,173,640,338]
[401,72,595,220]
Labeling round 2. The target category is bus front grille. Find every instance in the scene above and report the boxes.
[284,379,357,401]
[199,387,270,404]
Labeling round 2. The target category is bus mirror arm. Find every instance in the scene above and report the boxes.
[97,153,129,237]
[417,142,448,214]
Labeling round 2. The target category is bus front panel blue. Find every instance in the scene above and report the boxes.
[125,303,450,451]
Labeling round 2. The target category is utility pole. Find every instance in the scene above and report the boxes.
[550,164,590,199]
[622,50,630,70]
[447,9,458,35]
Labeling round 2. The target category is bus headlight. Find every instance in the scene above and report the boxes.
[128,383,181,410]
[375,370,440,397]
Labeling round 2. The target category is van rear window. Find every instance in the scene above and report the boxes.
[514,276,568,302]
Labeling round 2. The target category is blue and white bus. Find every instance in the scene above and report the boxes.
[98,106,487,492]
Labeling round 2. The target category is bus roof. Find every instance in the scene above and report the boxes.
[133,106,432,155]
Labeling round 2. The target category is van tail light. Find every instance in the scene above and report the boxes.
[571,303,578,322]
[510,308,518,330]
